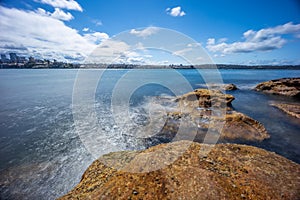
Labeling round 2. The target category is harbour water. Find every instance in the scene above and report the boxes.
[0,69,299,199]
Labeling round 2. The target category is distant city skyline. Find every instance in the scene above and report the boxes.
[0,0,300,65]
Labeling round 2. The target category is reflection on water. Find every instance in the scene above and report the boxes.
[0,69,299,199]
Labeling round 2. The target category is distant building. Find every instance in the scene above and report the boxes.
[18,56,27,63]
[29,56,35,63]
[1,54,8,63]
[9,53,18,63]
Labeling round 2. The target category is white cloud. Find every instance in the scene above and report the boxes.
[166,6,186,17]
[34,7,73,21]
[86,40,131,63]
[92,19,102,26]
[0,6,100,62]
[35,0,83,11]
[124,52,145,64]
[173,48,192,56]
[135,42,145,50]
[212,54,225,58]
[207,38,215,45]
[130,27,159,38]
[82,27,89,32]
[51,8,73,21]
[35,8,51,16]
[206,22,300,54]
[218,38,227,43]
[187,42,201,47]
[83,32,109,45]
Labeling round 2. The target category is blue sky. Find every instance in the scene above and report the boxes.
[0,0,300,65]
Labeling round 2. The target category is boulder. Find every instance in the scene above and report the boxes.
[224,83,238,90]
[271,103,300,119]
[59,141,300,200]
[175,89,235,108]
[255,78,300,97]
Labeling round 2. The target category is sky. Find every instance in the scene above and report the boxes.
[0,0,300,65]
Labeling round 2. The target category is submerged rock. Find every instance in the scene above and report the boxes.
[59,141,300,200]
[255,77,300,97]
[271,103,300,119]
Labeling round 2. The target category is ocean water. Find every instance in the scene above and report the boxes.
[0,69,299,199]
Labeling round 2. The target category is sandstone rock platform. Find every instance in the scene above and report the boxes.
[160,89,270,143]
[271,103,300,119]
[255,77,300,97]
[59,141,300,200]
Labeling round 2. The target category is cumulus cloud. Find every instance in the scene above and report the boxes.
[120,51,145,64]
[166,6,186,17]
[206,22,300,54]
[83,32,109,45]
[35,7,73,21]
[35,7,51,16]
[51,8,73,21]
[35,0,83,11]
[0,6,99,62]
[0,6,155,64]
[130,27,159,37]
[82,27,89,32]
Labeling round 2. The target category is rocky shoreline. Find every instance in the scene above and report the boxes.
[59,141,300,200]
[255,77,300,98]
[59,78,300,199]
[271,103,300,119]
[255,77,300,119]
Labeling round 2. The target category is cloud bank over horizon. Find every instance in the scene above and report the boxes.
[206,22,300,54]
[0,5,107,62]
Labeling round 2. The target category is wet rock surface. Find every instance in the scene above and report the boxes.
[224,83,238,90]
[271,103,300,119]
[59,141,300,200]
[161,89,269,143]
[196,83,238,90]
[255,77,300,97]
[175,88,235,108]
[160,110,270,143]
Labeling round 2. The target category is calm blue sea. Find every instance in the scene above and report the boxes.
[0,69,299,199]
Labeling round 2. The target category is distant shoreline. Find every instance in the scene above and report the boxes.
[1,64,300,70]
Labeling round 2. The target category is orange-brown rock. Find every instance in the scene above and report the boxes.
[221,111,269,141]
[176,88,235,108]
[255,77,300,97]
[162,110,270,142]
[164,89,269,142]
[224,83,238,90]
[271,103,300,119]
[202,83,238,90]
[59,141,300,200]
